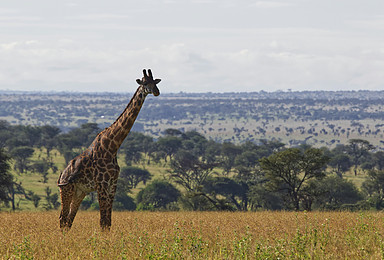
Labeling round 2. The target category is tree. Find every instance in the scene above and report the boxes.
[109,173,137,211]
[169,150,216,193]
[260,147,329,211]
[229,140,284,210]
[347,139,374,176]
[361,170,384,209]
[373,151,384,171]
[7,180,32,211]
[1,148,33,210]
[203,140,222,164]
[31,193,41,208]
[21,125,42,147]
[169,149,218,210]
[123,141,142,166]
[182,131,208,157]
[247,183,284,210]
[113,193,136,211]
[120,166,152,188]
[10,146,35,174]
[44,187,60,210]
[120,132,155,165]
[157,136,182,161]
[6,125,41,149]
[328,153,352,177]
[303,176,362,210]
[58,123,100,163]
[249,139,284,159]
[0,148,13,204]
[136,180,180,210]
[30,160,50,183]
[203,177,246,210]
[234,150,260,180]
[0,120,11,148]
[39,125,60,158]
[164,128,183,137]
[220,142,242,174]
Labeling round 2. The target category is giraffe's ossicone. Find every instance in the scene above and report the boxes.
[58,69,161,230]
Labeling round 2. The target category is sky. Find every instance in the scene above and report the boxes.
[0,0,383,93]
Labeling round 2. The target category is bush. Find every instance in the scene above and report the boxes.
[136,180,180,210]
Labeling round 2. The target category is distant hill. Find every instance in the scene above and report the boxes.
[2,90,384,149]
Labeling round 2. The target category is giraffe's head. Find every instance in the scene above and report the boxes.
[136,69,161,96]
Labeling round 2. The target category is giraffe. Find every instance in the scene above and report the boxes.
[57,69,161,230]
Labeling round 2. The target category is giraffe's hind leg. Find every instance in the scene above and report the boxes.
[66,187,86,229]
[59,184,74,230]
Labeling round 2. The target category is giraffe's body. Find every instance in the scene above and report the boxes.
[58,69,161,230]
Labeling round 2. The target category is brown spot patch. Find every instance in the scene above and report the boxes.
[102,138,110,148]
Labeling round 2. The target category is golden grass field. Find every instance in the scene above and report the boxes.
[1,211,384,259]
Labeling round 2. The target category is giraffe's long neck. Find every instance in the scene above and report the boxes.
[99,86,147,156]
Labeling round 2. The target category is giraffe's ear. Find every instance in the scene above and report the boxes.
[154,79,161,84]
[136,79,143,85]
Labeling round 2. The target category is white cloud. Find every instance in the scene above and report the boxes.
[65,3,79,8]
[0,8,19,14]
[251,1,294,8]
[72,13,131,21]
[347,17,384,30]
[0,16,41,22]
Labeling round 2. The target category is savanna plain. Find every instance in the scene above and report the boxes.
[3,91,384,259]
[2,211,384,259]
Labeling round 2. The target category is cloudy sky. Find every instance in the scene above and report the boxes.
[0,0,383,93]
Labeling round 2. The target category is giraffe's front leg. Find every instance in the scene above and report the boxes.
[98,193,113,230]
[99,203,112,231]
[97,180,117,230]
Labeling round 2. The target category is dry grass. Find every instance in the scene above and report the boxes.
[1,211,384,259]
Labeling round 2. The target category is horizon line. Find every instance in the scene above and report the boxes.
[0,89,382,95]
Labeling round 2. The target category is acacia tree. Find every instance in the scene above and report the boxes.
[58,123,100,164]
[0,149,13,204]
[361,170,384,209]
[0,120,11,148]
[328,154,352,177]
[169,150,217,192]
[203,177,246,210]
[303,176,362,210]
[123,141,142,166]
[120,166,152,188]
[168,149,217,210]
[120,132,155,166]
[136,180,180,210]
[0,148,34,210]
[39,125,61,158]
[260,147,329,211]
[157,136,182,161]
[220,142,242,174]
[10,146,35,174]
[373,151,384,171]
[347,139,374,176]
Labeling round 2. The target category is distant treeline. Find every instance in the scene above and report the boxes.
[2,90,384,130]
[2,91,384,147]
[1,121,384,212]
